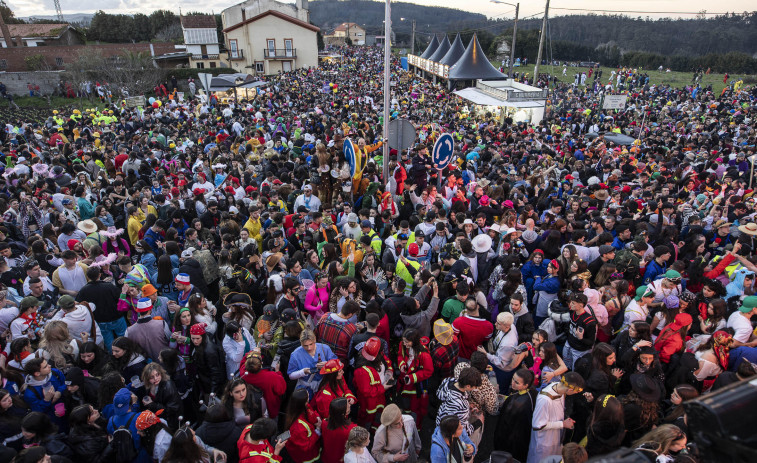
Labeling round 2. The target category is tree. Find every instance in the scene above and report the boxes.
[0,1,24,24]
[316,29,325,51]
[345,36,353,46]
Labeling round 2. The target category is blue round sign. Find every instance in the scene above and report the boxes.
[432,133,455,170]
[343,138,356,177]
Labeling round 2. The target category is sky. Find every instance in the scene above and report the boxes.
[11,0,755,20]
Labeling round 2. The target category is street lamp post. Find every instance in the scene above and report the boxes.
[382,0,391,185]
[490,0,519,79]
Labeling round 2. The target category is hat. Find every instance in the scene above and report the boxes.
[738,295,757,313]
[680,291,696,303]
[229,206,239,215]
[136,409,163,431]
[503,200,514,209]
[439,243,460,260]
[361,337,382,361]
[598,245,615,256]
[61,198,72,205]
[303,184,313,191]
[521,230,539,243]
[64,367,85,387]
[670,312,692,329]
[663,295,680,309]
[266,252,283,273]
[738,223,757,236]
[408,242,419,257]
[595,189,610,201]
[471,234,492,253]
[190,323,207,336]
[77,220,98,235]
[549,259,559,269]
[664,270,682,283]
[433,319,455,346]
[101,226,124,238]
[280,308,298,323]
[479,195,490,206]
[361,220,372,228]
[57,295,76,310]
[380,403,403,427]
[634,285,648,301]
[261,304,278,322]
[113,388,132,415]
[20,296,41,310]
[347,213,358,224]
[713,219,731,229]
[142,284,157,297]
[175,273,191,285]
[462,218,474,226]
[319,359,344,375]
[180,249,194,259]
[630,373,662,402]
[135,297,153,313]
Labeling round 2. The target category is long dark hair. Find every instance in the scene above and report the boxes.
[222,379,262,420]
[162,427,209,463]
[326,397,351,430]
[285,388,310,429]
[108,337,146,373]
[402,328,428,354]
[156,254,175,285]
[591,343,616,378]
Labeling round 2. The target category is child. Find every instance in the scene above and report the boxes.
[344,426,376,463]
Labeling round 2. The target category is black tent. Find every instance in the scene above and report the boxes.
[419,35,440,59]
[438,33,466,67]
[428,35,451,63]
[448,33,506,81]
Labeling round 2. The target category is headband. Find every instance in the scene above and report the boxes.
[602,394,615,408]
[560,375,584,393]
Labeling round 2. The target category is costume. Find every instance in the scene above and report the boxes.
[312,379,356,419]
[353,364,387,428]
[397,344,433,428]
[527,382,566,463]
[494,388,538,462]
[237,424,282,463]
[285,407,322,463]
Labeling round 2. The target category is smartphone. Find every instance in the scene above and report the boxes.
[385,378,396,387]
[276,431,291,443]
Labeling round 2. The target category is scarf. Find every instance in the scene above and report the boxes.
[712,330,733,370]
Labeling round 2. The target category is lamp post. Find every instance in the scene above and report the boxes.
[382,0,391,185]
[490,0,519,79]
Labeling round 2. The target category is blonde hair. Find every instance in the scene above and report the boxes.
[497,311,514,326]
[633,424,686,456]
[345,426,370,452]
[300,329,316,344]
[39,320,74,369]
[141,362,169,385]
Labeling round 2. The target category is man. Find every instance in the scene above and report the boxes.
[177,252,209,297]
[643,245,671,284]
[478,311,519,393]
[442,283,470,323]
[76,266,124,352]
[173,272,202,308]
[564,293,597,369]
[429,319,459,380]
[614,241,648,287]
[27,277,57,318]
[52,294,103,346]
[361,220,382,255]
[435,368,484,448]
[611,224,633,250]
[727,296,757,347]
[452,298,494,360]
[116,255,151,288]
[200,201,222,232]
[509,293,535,343]
[125,297,172,361]
[126,206,142,245]
[315,299,359,361]
[22,358,66,424]
[143,219,167,255]
[588,245,616,278]
[22,260,55,296]
[527,372,585,463]
[293,184,321,212]
[51,250,89,296]
[287,329,337,397]
[276,277,305,316]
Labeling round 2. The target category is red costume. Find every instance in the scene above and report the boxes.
[396,344,433,428]
[353,364,386,428]
[311,380,356,419]
[285,408,321,463]
[237,425,282,463]
[239,357,288,418]
[321,422,356,463]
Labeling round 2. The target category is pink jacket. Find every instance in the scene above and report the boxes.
[304,283,330,316]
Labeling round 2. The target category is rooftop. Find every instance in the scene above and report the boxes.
[7,23,71,38]
[180,15,218,29]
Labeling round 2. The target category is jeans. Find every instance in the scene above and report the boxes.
[562,344,591,369]
[98,317,127,353]
[493,367,516,395]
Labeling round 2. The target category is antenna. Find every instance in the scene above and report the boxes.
[53,0,64,22]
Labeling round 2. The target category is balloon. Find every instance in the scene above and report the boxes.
[329,83,334,88]
[148,97,155,104]
[333,88,338,93]
[169,143,176,149]
[156,101,162,107]
[152,102,159,108]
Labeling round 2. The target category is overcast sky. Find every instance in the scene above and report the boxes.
[12,0,754,21]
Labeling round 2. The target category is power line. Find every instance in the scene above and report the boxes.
[549,7,737,15]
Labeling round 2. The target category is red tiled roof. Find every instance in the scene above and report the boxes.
[180,15,218,29]
[334,22,362,32]
[7,23,71,38]
[223,10,319,33]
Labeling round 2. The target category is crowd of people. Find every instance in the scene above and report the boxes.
[0,44,756,463]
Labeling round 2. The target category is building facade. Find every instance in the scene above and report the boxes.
[221,0,319,75]
[180,15,222,69]
[331,22,365,45]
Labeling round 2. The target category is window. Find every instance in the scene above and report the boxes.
[196,62,204,69]
[210,62,216,68]
[255,61,264,73]
[267,39,276,56]
[0,59,6,69]
[55,57,63,67]
[229,39,238,58]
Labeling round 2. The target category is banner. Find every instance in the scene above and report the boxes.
[602,94,628,110]
[432,133,455,170]
[344,138,356,177]
[125,95,145,108]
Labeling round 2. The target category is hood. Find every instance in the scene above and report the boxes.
[436,377,463,402]
[584,288,602,306]
[199,420,239,441]
[141,253,156,267]
[182,258,201,269]
[64,305,91,322]
[25,373,52,387]
[431,426,446,449]
[513,305,530,319]
[728,268,754,294]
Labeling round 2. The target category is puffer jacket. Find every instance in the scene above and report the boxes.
[196,420,243,463]
[67,425,114,463]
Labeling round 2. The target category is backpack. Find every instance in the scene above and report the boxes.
[111,414,139,463]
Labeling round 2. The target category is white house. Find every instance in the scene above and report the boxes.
[221,0,319,75]
[180,15,221,69]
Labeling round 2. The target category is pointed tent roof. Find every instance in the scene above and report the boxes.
[428,35,451,62]
[419,35,440,59]
[448,33,506,81]
[439,33,465,66]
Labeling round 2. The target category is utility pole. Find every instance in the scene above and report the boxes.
[533,0,549,86]
[382,0,391,185]
[411,20,416,55]
[508,3,518,78]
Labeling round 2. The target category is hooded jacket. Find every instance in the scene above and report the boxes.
[435,378,472,435]
[22,368,66,418]
[178,258,209,295]
[726,268,755,300]
[430,425,475,463]
[52,303,103,345]
[196,420,244,463]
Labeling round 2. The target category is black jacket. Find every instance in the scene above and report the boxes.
[178,258,209,295]
[76,280,122,323]
[67,426,114,463]
[192,340,227,395]
[196,420,244,463]
[139,380,183,430]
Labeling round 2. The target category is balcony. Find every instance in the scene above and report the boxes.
[263,48,296,59]
[228,49,245,61]
[191,54,220,60]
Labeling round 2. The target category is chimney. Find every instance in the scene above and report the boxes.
[0,13,14,48]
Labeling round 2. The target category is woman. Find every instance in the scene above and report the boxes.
[531,258,561,326]
[238,351,287,420]
[612,321,651,364]
[139,363,182,431]
[492,369,537,462]
[106,337,148,385]
[534,342,567,391]
[284,389,322,463]
[353,339,390,429]
[633,424,689,462]
[190,323,226,397]
[694,330,733,388]
[522,250,548,307]
[36,320,78,370]
[171,307,199,366]
[621,373,662,446]
[237,418,286,463]
[188,294,217,335]
[696,298,727,337]
[222,293,256,331]
[221,378,265,427]
[134,409,173,463]
[155,255,179,301]
[663,384,699,434]
[580,343,622,399]
[9,295,43,341]
[195,405,244,463]
[20,412,73,459]
[304,273,330,323]
[585,394,625,457]
[430,415,476,463]
[163,425,226,463]
[74,341,108,378]
[322,398,357,463]
[102,227,129,258]
[0,388,29,451]
[67,404,114,463]
[222,321,256,377]
[134,240,158,280]
[654,313,693,366]
[557,244,578,283]
[313,359,356,419]
[396,329,433,428]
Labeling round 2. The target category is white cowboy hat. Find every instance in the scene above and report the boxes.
[471,234,492,254]
[77,220,98,235]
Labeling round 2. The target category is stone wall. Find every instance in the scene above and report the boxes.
[0,71,62,96]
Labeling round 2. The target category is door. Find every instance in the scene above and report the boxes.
[284,39,293,57]
[282,61,292,72]
[229,40,238,59]
[267,39,276,57]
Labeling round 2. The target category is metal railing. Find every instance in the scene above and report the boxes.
[228,49,245,60]
[263,48,296,59]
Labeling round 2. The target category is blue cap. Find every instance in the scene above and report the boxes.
[113,388,132,415]
[361,220,372,228]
